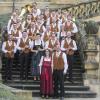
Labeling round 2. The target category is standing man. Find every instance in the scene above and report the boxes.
[61,31,77,83]
[45,32,59,52]
[52,44,68,100]
[2,34,16,81]
[17,30,32,80]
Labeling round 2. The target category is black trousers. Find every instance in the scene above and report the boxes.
[19,52,29,79]
[53,69,64,97]
[67,55,74,80]
[5,57,13,80]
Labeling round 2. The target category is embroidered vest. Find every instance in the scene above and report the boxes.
[5,41,14,58]
[43,32,51,42]
[64,21,73,31]
[48,40,57,49]
[64,39,74,55]
[19,38,30,53]
[53,52,64,70]
[50,23,59,32]
[12,30,19,37]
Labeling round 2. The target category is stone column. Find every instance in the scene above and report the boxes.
[84,35,99,79]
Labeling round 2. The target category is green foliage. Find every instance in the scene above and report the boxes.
[0,83,24,100]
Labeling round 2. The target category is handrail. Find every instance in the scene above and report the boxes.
[62,0,100,19]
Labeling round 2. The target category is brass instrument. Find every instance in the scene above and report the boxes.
[66,46,74,55]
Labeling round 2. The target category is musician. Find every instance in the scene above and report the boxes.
[42,25,52,43]
[62,14,78,36]
[2,34,17,81]
[36,18,45,35]
[50,19,60,39]
[27,21,37,40]
[31,33,45,80]
[52,44,68,99]
[17,30,32,80]
[44,6,52,26]
[32,2,41,16]
[22,14,32,30]
[45,32,59,52]
[31,8,38,21]
[7,12,18,32]
[61,31,77,83]
[17,18,22,31]
[56,10,63,33]
[9,23,22,43]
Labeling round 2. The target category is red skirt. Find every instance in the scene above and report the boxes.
[40,61,53,95]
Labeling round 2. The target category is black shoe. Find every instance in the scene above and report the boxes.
[53,95,59,99]
[46,95,49,99]
[7,77,12,80]
[41,95,45,98]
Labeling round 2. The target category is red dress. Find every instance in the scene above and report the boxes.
[40,58,53,95]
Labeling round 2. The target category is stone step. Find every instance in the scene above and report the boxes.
[1,67,83,71]
[5,84,90,91]
[3,75,83,80]
[4,80,83,86]
[32,91,97,98]
[1,71,83,77]
[2,76,83,81]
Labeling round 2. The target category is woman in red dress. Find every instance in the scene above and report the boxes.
[39,49,53,98]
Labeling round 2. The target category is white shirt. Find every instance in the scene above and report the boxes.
[46,17,51,26]
[61,31,66,37]
[22,20,31,30]
[36,9,41,16]
[2,41,17,53]
[34,39,44,47]
[7,18,17,32]
[61,38,77,51]
[52,51,68,74]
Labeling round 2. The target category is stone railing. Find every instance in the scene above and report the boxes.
[76,19,100,82]
[75,22,100,99]
[63,0,100,19]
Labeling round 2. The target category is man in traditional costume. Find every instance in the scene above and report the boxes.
[61,31,77,83]
[52,44,68,99]
[17,30,32,80]
[2,34,17,81]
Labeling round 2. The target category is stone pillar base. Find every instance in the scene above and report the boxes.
[85,62,99,79]
[84,79,100,96]
[14,90,32,100]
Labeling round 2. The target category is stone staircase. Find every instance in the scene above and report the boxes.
[1,50,97,98]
